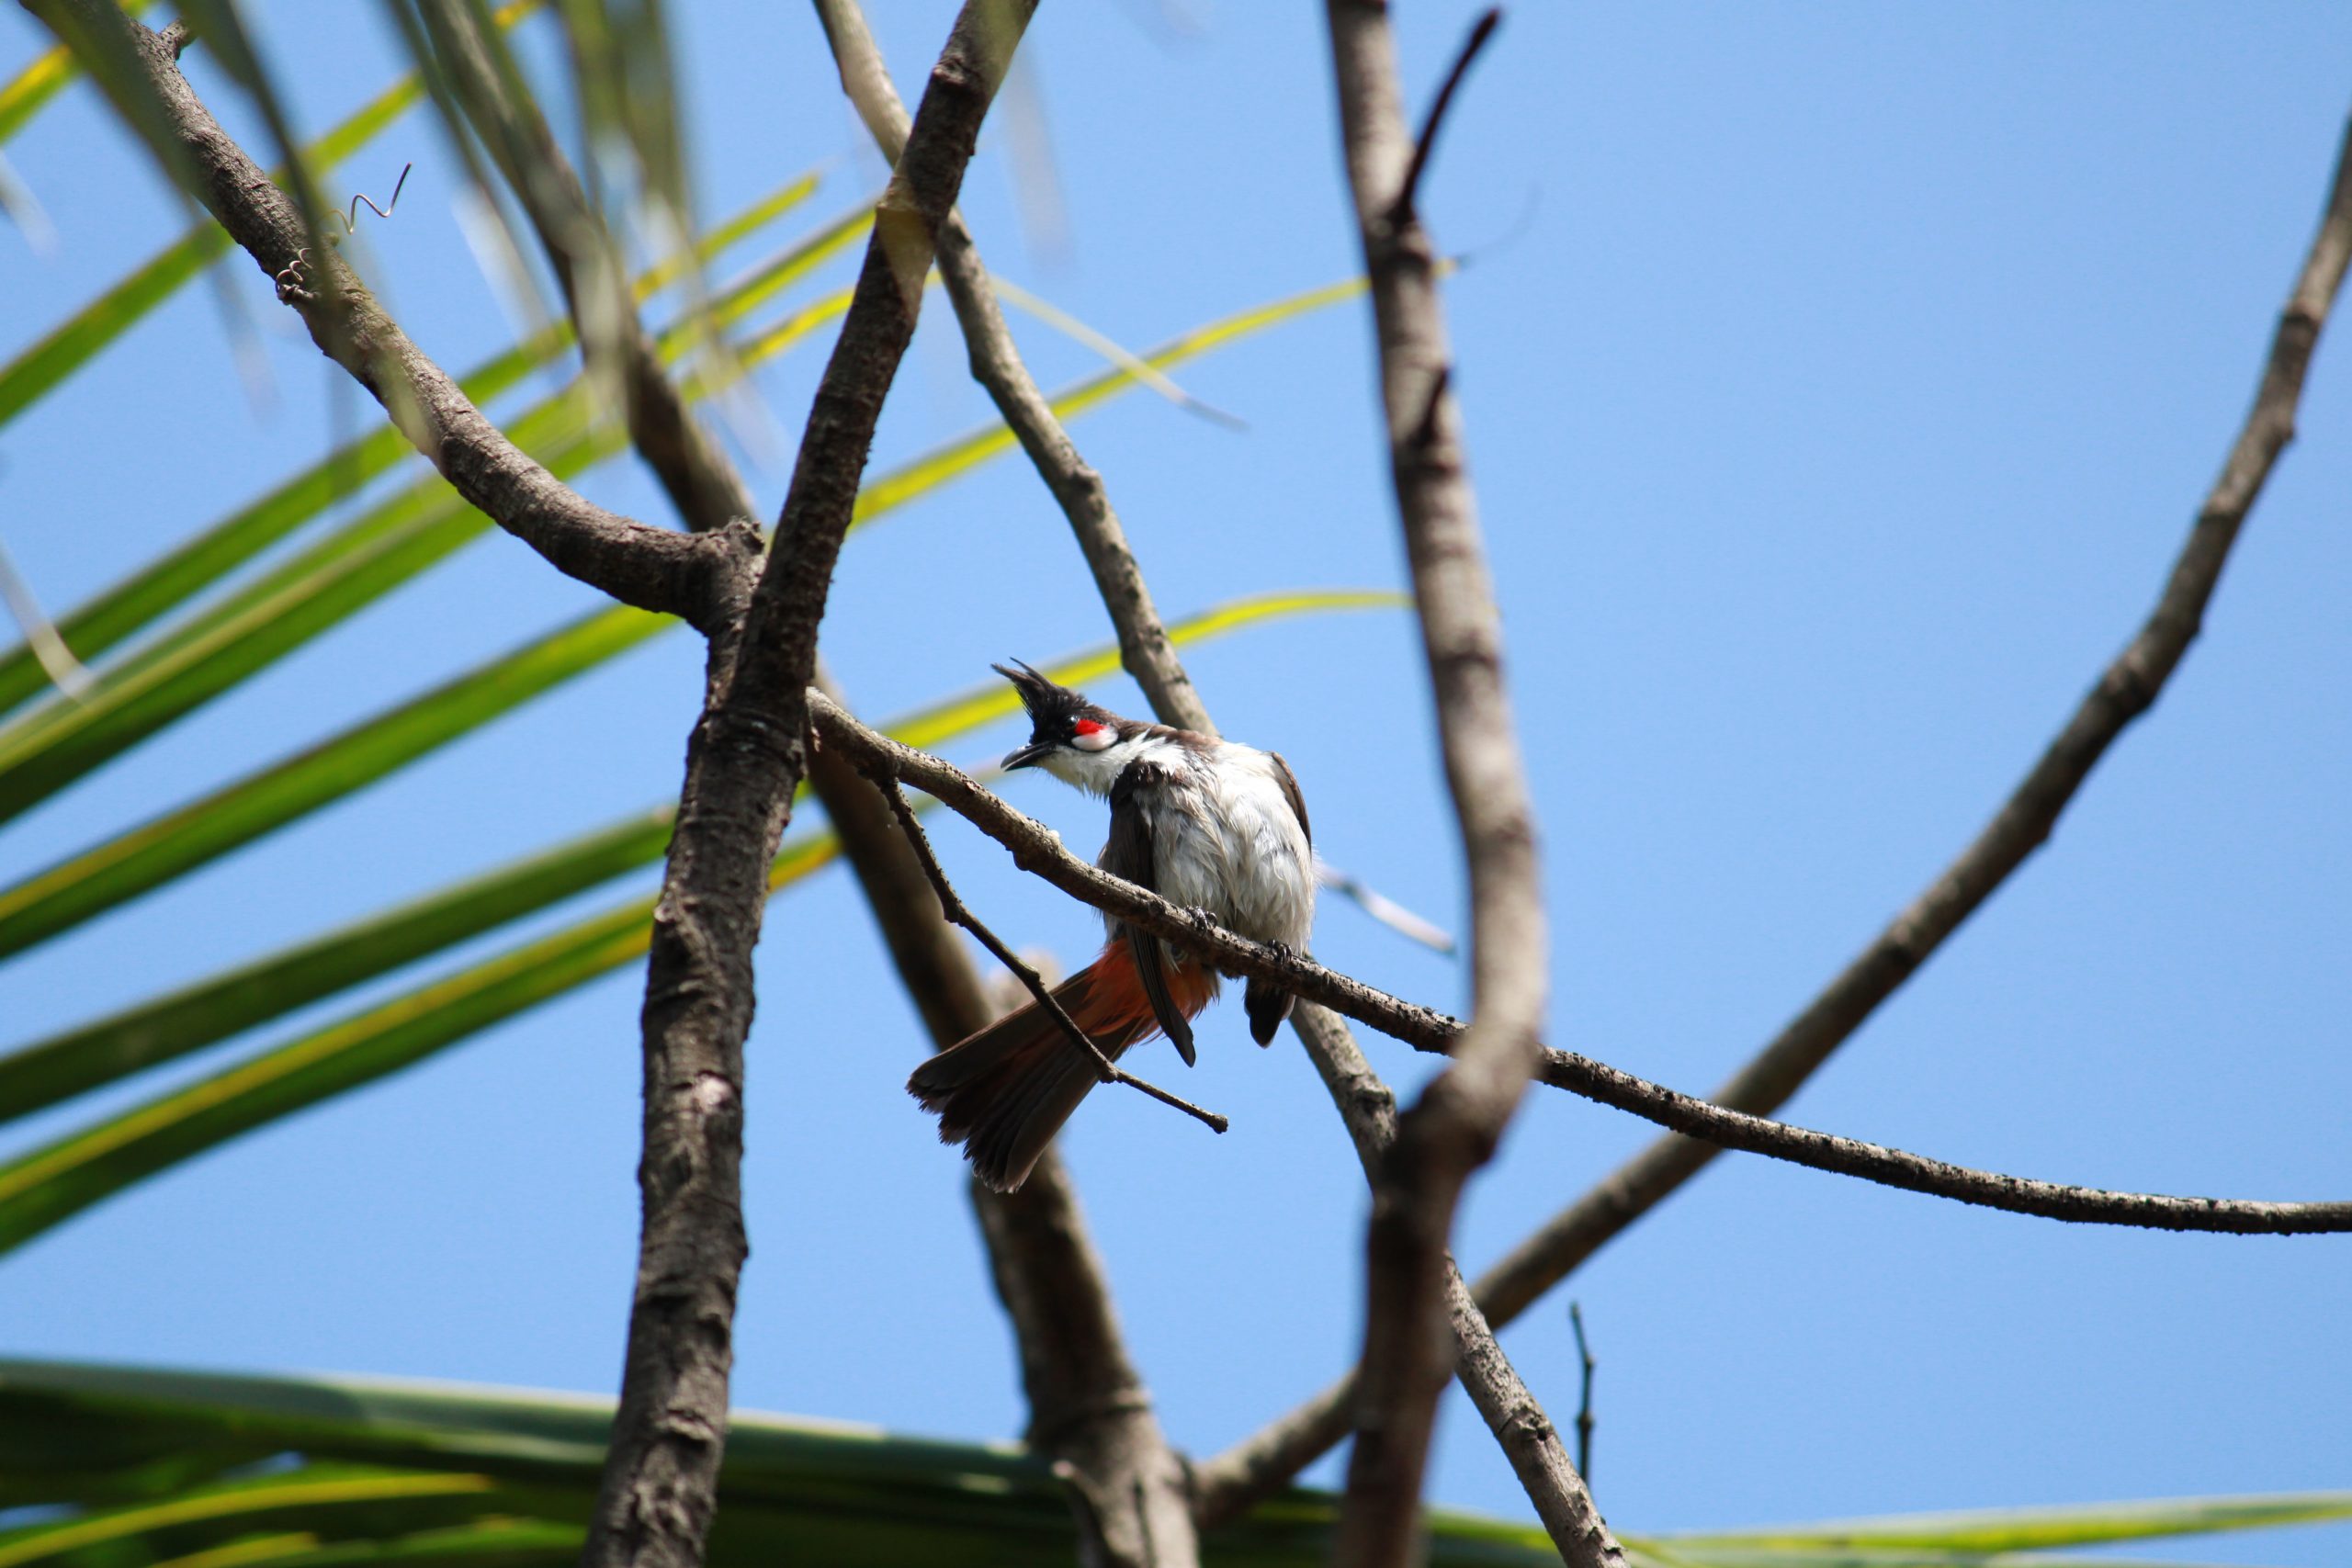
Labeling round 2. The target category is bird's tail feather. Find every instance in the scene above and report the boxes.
[909,937,1217,1191]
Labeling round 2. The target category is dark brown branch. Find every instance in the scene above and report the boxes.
[434,36,1181,1532]
[1294,1005,1622,1565]
[806,6,1215,1562]
[424,28,1200,1562]
[581,8,1034,1568]
[867,772,1228,1134]
[1186,100,2352,1533]
[810,695,2352,1240]
[1322,4,1554,1561]
[1392,8,1499,227]
[810,0,1213,734]
[1568,1303,1596,1485]
[18,0,752,630]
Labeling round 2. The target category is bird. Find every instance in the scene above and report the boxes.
[907,660,1316,1191]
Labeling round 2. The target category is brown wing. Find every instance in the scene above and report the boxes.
[1268,751,1311,847]
[1107,761,1197,1066]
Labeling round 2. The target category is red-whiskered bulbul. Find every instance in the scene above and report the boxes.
[908,661,1317,1191]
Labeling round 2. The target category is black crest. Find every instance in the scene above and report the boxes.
[993,660,1114,745]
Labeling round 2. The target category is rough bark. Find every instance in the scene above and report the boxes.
[582,9,1036,1568]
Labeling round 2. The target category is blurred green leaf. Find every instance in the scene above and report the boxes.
[0,1359,1569,1567]
[1650,1493,2352,1556]
[0,4,543,434]
[0,169,838,720]
[4,1361,2340,1568]
[852,273,1367,525]
[0,264,1349,822]
[0,605,669,962]
[0,829,839,1255]
[0,2,162,144]
[0,588,1396,1126]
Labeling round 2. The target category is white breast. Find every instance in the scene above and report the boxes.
[1139,743,1315,951]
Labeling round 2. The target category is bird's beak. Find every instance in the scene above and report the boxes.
[1002,740,1053,772]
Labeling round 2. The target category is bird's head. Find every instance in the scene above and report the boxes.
[994,660,1134,791]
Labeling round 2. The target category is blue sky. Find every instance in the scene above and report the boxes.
[1,3,2348,1562]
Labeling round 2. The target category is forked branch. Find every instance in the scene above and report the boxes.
[866,771,1227,1134]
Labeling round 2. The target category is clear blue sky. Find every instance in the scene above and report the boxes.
[1,3,2347,1561]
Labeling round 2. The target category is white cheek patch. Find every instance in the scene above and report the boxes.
[1070,726,1116,753]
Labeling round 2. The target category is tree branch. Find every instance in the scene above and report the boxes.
[807,8,1212,1563]
[17,0,752,629]
[581,8,1035,1568]
[1294,1004,1623,1565]
[1318,6,1554,1562]
[810,0,1212,732]
[810,694,2352,1239]
[1182,97,2352,1532]
[867,771,1228,1133]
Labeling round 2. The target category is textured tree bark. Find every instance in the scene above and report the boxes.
[580,9,1036,1568]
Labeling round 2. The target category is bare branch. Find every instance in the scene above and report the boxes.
[1188,97,2352,1532]
[808,8,1213,1562]
[1392,7,1498,227]
[18,0,752,629]
[814,8,1581,1529]
[810,0,1212,732]
[811,694,2352,1240]
[1568,1303,1596,1485]
[867,771,1228,1134]
[801,689,1197,1568]
[581,7,1035,1568]
[1319,4,1552,1559]
[1294,1005,1623,1566]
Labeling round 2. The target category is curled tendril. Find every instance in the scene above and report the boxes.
[336,161,411,235]
[272,163,413,307]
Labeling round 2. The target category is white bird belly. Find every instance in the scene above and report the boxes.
[1142,748,1314,951]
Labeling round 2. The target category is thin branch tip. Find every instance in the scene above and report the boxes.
[1393,6,1505,226]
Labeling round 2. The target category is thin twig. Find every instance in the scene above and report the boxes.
[1568,1302,1596,1485]
[808,0,1213,733]
[867,771,1227,1135]
[1393,7,1500,227]
[814,694,2352,1239]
